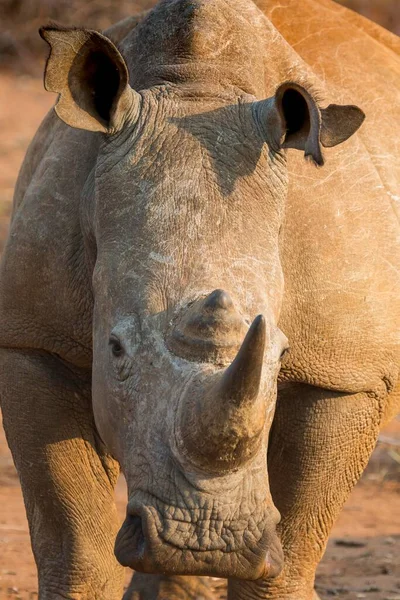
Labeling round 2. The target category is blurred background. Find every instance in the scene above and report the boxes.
[338,0,399,32]
[0,1,399,599]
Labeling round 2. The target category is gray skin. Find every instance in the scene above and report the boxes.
[0,1,399,599]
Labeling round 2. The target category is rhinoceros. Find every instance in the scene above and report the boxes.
[0,0,399,598]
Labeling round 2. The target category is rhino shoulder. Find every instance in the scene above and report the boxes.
[0,120,99,368]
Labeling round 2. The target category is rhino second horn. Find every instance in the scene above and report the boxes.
[203,289,234,311]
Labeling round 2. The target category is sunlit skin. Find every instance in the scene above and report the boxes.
[0,1,398,599]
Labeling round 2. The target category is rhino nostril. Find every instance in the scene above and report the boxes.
[203,289,234,311]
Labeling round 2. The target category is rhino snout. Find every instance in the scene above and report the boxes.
[114,491,283,580]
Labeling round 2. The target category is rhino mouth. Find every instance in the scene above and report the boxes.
[116,513,146,565]
[114,491,283,580]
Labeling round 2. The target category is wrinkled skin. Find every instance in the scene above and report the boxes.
[0,1,399,600]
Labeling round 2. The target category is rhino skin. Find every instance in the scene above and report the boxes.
[0,0,398,599]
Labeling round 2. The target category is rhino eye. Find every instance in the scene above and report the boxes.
[109,336,124,358]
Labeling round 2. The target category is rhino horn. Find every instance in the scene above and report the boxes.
[217,314,266,406]
[178,316,268,472]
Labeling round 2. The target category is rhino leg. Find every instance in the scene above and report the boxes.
[228,382,384,600]
[0,349,124,600]
[123,573,225,600]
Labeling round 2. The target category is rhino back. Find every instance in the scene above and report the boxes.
[259,0,400,394]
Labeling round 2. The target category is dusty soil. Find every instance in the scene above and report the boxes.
[0,74,399,600]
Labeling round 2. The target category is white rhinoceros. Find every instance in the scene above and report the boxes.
[0,1,398,599]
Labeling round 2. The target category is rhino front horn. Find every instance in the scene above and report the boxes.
[177,316,269,473]
[217,314,266,406]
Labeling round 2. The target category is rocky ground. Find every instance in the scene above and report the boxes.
[0,74,399,600]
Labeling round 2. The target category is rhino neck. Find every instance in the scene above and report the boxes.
[119,0,275,98]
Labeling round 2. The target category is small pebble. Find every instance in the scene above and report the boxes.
[384,537,396,545]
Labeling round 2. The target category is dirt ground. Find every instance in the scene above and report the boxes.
[0,74,399,600]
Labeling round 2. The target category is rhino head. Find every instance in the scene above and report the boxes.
[40,0,364,581]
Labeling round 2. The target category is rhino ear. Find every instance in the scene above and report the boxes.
[256,82,365,166]
[39,25,140,134]
[320,104,365,148]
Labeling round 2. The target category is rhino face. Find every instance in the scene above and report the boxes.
[40,0,364,581]
[89,90,287,579]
